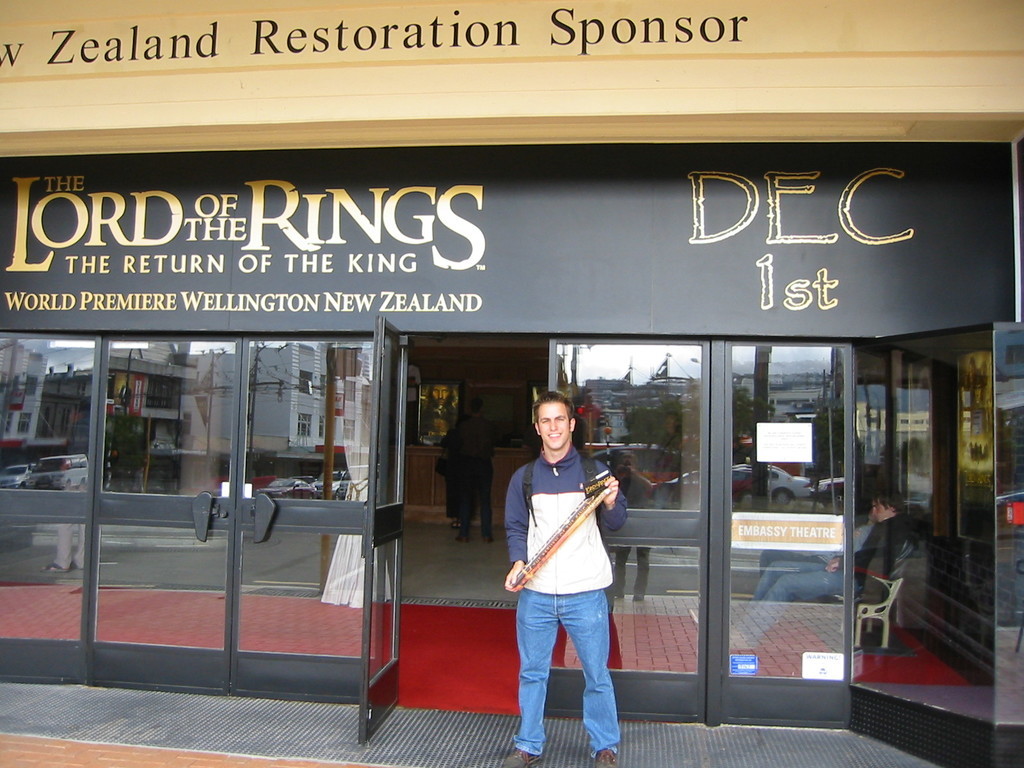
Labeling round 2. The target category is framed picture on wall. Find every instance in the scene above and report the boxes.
[418,381,460,445]
[957,350,993,542]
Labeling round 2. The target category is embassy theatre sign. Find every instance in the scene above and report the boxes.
[0,143,1014,337]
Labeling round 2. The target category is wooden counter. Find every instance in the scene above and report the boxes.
[405,445,535,525]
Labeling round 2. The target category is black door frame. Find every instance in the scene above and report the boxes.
[0,334,101,684]
[545,337,710,723]
[708,339,853,728]
[358,316,408,742]
[542,337,854,727]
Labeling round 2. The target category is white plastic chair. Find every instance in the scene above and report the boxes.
[855,575,903,648]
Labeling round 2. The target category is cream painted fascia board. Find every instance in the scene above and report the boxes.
[2,55,1023,128]
[2,114,1023,158]
[3,1,1023,153]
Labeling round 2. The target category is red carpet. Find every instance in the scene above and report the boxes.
[856,627,970,686]
[399,603,520,714]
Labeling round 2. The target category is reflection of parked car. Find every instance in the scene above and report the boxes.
[26,454,89,490]
[731,467,753,499]
[260,477,316,499]
[0,463,33,488]
[812,476,844,508]
[732,464,812,504]
[313,469,351,500]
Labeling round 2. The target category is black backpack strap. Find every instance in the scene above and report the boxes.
[523,460,535,523]
[523,455,598,525]
[582,455,597,483]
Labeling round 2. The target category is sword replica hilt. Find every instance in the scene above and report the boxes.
[510,470,614,590]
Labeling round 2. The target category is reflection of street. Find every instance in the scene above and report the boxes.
[0,525,363,655]
[1,520,851,683]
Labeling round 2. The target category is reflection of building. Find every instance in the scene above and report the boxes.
[1,341,92,462]
[248,343,330,477]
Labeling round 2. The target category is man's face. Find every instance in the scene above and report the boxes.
[534,402,575,455]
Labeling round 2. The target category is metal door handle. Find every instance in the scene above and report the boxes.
[192,491,214,542]
[253,492,278,543]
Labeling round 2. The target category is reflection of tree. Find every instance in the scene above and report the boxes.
[106,413,146,491]
[813,362,844,483]
[626,400,679,446]
[624,395,700,471]
[732,384,755,464]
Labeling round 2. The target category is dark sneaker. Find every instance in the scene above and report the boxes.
[594,748,618,766]
[502,749,541,768]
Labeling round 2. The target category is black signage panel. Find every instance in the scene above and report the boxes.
[0,143,1014,337]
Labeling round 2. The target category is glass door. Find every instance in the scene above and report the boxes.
[234,337,375,700]
[359,317,407,742]
[93,339,239,691]
[715,342,850,725]
[550,340,707,722]
[91,334,392,702]
[0,337,97,682]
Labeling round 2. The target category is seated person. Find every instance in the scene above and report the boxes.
[753,548,839,601]
[754,495,912,603]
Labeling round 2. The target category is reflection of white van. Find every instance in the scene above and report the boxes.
[27,454,89,490]
[0,463,33,488]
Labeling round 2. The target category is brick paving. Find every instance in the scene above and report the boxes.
[0,734,366,768]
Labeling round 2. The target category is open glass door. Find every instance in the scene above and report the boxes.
[359,317,407,742]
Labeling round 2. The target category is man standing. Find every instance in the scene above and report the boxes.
[456,396,496,542]
[503,391,627,768]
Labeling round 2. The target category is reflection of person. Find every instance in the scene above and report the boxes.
[608,451,653,601]
[502,391,627,768]
[612,547,650,601]
[406,363,421,443]
[43,523,85,572]
[754,496,912,602]
[456,397,496,542]
[577,392,603,446]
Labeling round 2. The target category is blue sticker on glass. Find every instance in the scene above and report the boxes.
[730,654,758,675]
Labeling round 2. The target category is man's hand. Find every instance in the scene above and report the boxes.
[826,556,841,573]
[505,560,526,592]
[602,476,620,510]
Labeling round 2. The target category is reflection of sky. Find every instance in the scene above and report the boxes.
[563,344,838,382]
[562,344,701,384]
[188,341,236,355]
[35,340,97,371]
[731,346,836,373]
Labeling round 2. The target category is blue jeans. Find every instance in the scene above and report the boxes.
[753,558,828,600]
[761,565,842,602]
[514,588,620,757]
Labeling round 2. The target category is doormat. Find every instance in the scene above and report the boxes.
[399,603,519,714]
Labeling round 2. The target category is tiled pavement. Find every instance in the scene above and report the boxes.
[0,734,361,768]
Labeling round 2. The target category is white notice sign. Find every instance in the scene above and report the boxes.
[802,652,844,681]
[756,422,813,463]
